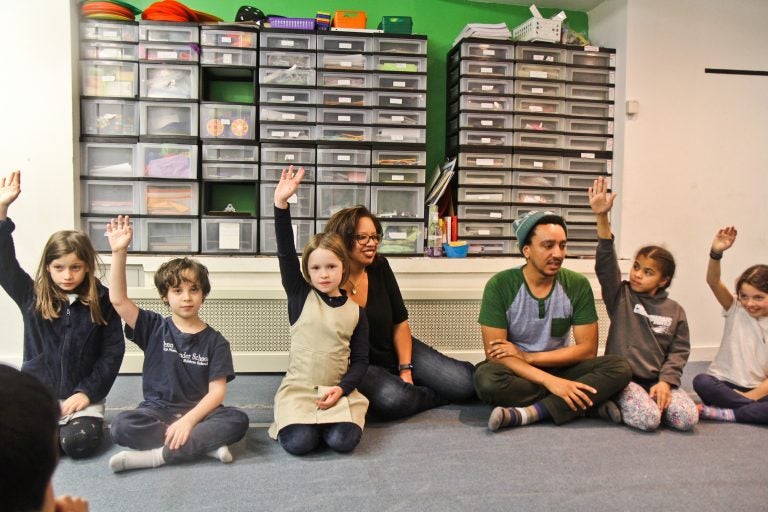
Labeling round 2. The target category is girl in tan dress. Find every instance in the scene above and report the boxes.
[269,166,369,454]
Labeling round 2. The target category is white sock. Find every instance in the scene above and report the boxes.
[206,445,233,464]
[109,447,165,473]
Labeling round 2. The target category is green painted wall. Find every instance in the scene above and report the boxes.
[131,0,588,177]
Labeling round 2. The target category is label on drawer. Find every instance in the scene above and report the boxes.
[218,222,241,250]
[284,154,295,160]
[533,54,544,61]
[340,61,352,68]
[280,40,295,47]
[101,75,116,82]
[478,229,491,235]
[339,42,352,49]
[392,115,405,122]
[480,102,493,109]
[530,71,548,79]
[476,158,495,166]
[391,175,404,181]
[281,95,295,102]
[288,131,301,138]
[223,53,233,65]
[481,85,493,91]
[480,120,493,126]
[388,231,407,240]
[482,49,496,56]
[339,97,352,103]
[389,98,403,105]
[272,131,285,137]
[584,45,599,52]
[393,81,406,87]
[390,134,404,141]
[338,79,351,86]
[222,36,232,43]
[528,105,543,112]
[282,113,296,120]
[101,48,121,59]
[337,155,351,161]
[395,62,407,69]
[221,119,231,125]
[102,30,118,39]
[580,152,596,159]
[480,67,493,74]
[481,137,491,144]
[531,87,544,94]
[533,161,544,168]
[490,212,502,218]
[157,51,178,60]
[338,115,351,122]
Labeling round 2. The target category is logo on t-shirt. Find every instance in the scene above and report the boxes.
[633,304,672,334]
[163,340,210,366]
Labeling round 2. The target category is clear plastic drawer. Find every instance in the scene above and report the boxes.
[140,218,199,253]
[513,154,563,171]
[81,99,138,136]
[82,60,137,97]
[202,143,259,162]
[375,55,427,73]
[564,135,613,152]
[374,110,426,126]
[514,80,565,98]
[567,67,615,85]
[566,84,615,102]
[452,41,514,63]
[259,50,316,68]
[318,89,371,107]
[260,87,316,105]
[81,180,140,214]
[260,183,314,217]
[201,47,257,67]
[371,186,424,219]
[138,42,199,62]
[260,124,316,141]
[316,185,370,218]
[456,112,512,130]
[374,91,426,109]
[317,125,370,142]
[515,97,565,115]
[260,31,316,50]
[371,168,425,184]
[562,190,590,207]
[459,169,513,186]
[259,67,316,86]
[318,34,371,52]
[260,164,315,182]
[562,173,604,190]
[375,74,427,91]
[317,146,370,166]
[316,167,370,183]
[458,153,511,168]
[565,118,614,135]
[453,78,514,97]
[460,60,514,78]
[82,216,141,252]
[512,205,562,220]
[200,28,258,49]
[137,142,197,179]
[566,102,614,118]
[259,218,314,254]
[319,53,372,71]
[81,20,138,42]
[515,188,561,205]
[458,131,513,147]
[82,41,139,61]
[459,187,513,203]
[81,142,136,178]
[140,101,198,137]
[375,127,426,144]
[261,144,315,165]
[375,37,427,55]
[515,63,566,80]
[459,221,512,238]
[372,149,426,167]
[458,204,512,221]
[563,156,612,174]
[568,49,615,68]
[201,218,257,253]
[466,239,514,255]
[318,108,371,125]
[139,23,198,44]
[514,114,563,132]
[200,103,256,140]
[317,71,370,89]
[140,181,199,216]
[515,45,567,63]
[140,63,198,99]
[562,207,594,223]
[459,95,514,112]
[202,162,258,180]
[513,171,562,188]
[513,132,563,149]
[261,105,316,123]
[378,221,424,255]
[565,240,598,257]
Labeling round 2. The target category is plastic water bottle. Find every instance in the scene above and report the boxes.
[426,205,442,257]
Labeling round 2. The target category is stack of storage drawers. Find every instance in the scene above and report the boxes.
[258,29,317,254]
[447,39,615,256]
[199,25,260,254]
[79,20,142,251]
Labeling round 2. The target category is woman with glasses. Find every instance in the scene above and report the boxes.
[324,206,476,420]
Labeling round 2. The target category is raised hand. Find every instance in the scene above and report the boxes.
[588,176,616,215]
[273,165,305,209]
[0,170,21,219]
[711,226,737,254]
[105,215,133,253]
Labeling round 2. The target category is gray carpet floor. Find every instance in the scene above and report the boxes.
[53,362,768,511]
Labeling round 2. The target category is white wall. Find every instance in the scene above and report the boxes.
[2,0,765,365]
[590,0,768,359]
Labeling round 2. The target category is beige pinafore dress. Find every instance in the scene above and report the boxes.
[268,290,369,439]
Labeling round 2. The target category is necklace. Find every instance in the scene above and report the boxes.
[347,273,365,296]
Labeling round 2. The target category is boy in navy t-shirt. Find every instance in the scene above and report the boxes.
[106,216,249,473]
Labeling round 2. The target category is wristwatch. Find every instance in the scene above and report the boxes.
[398,363,414,372]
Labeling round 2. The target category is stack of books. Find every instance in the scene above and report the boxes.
[452,22,511,46]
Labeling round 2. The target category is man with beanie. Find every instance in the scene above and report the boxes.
[474,210,631,431]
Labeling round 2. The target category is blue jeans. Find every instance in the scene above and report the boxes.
[277,423,362,455]
[693,373,768,424]
[358,337,476,420]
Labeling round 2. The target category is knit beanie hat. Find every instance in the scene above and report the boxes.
[512,210,562,245]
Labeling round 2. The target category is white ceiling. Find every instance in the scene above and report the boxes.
[470,0,606,11]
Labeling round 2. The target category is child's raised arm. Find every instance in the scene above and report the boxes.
[106,215,139,329]
[588,176,616,240]
[0,170,21,221]
[707,226,737,311]
[273,165,305,210]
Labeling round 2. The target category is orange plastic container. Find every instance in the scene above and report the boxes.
[333,10,367,29]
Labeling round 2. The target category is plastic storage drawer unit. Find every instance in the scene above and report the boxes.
[140,101,198,137]
[317,146,370,166]
[140,64,198,99]
[458,204,512,221]
[514,63,565,80]
[202,162,258,180]
[82,41,139,61]
[375,74,426,91]
[513,153,563,171]
[139,42,199,62]
[137,142,198,179]
[81,20,138,42]
[201,218,257,253]
[140,182,199,216]
[81,99,138,136]
[81,142,136,178]
[259,218,314,254]
[259,31,316,50]
[81,180,140,214]
[260,183,315,217]
[459,221,512,238]
[316,167,370,183]
[375,37,426,55]
[459,187,512,203]
[370,186,424,219]
[139,23,198,44]
[261,144,315,165]
[261,164,315,182]
[203,143,259,162]
[372,149,426,167]
[459,169,512,186]
[200,28,258,49]
[513,171,562,188]
[81,61,138,97]
[200,103,256,140]
[371,168,425,184]
[316,185,369,218]
[260,87,316,106]
[140,218,199,253]
[375,55,426,73]
[378,221,424,255]
[458,153,512,168]
[82,216,141,252]
[259,67,316,87]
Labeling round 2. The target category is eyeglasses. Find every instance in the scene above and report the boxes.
[354,234,383,245]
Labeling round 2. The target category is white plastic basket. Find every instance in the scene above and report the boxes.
[513,17,562,43]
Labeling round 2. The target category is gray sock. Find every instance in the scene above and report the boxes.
[109,447,165,473]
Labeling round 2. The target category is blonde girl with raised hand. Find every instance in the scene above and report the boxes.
[269,165,370,455]
[693,226,768,424]
[0,170,125,458]
[589,176,698,431]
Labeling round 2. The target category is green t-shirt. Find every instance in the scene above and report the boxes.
[478,267,598,352]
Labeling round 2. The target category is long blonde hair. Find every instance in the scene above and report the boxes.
[34,230,106,325]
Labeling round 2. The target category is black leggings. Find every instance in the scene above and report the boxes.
[278,422,362,455]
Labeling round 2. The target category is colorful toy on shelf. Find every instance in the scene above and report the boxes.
[80,0,142,20]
